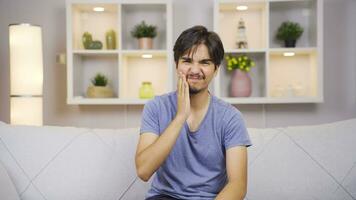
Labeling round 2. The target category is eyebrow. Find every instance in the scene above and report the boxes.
[180,56,213,63]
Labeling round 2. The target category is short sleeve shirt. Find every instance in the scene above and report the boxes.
[140,91,252,200]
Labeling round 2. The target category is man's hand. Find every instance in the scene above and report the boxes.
[176,71,190,120]
[135,71,189,181]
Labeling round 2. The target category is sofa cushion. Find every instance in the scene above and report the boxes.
[285,118,356,198]
[0,161,20,200]
[0,122,148,200]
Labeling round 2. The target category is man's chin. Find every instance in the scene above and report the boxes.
[189,87,202,95]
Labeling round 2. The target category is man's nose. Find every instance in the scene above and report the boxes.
[189,62,201,73]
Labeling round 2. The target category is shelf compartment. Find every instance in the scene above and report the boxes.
[268,49,318,98]
[73,54,118,98]
[269,0,317,48]
[120,51,168,99]
[121,4,167,50]
[71,3,119,50]
[219,52,266,98]
[217,1,267,50]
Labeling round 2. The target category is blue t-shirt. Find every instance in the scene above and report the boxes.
[140,91,252,200]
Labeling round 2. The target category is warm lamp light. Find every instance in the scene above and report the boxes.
[9,23,43,126]
[236,5,248,11]
[142,54,153,59]
[93,7,105,12]
[283,52,295,57]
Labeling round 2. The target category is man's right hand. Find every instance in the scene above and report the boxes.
[136,71,190,181]
[176,71,190,121]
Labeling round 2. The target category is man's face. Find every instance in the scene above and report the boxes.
[176,44,218,95]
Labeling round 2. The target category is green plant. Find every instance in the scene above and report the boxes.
[131,21,157,38]
[276,21,304,41]
[91,73,108,86]
[225,54,255,72]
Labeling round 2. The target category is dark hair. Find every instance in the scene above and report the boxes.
[173,25,225,69]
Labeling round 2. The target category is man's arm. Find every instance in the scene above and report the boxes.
[135,116,185,181]
[135,71,190,182]
[215,146,248,200]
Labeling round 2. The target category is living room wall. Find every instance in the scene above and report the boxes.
[0,0,355,129]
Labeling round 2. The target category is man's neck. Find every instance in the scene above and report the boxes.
[189,89,210,111]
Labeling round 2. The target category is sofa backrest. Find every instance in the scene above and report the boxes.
[1,119,355,200]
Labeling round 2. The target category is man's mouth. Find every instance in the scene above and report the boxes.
[187,75,204,80]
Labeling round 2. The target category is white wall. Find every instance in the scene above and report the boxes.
[0,0,355,129]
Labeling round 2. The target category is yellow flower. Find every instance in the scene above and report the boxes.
[228,61,232,67]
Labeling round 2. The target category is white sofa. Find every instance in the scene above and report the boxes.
[0,119,355,200]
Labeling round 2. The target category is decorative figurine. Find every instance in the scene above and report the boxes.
[236,18,248,49]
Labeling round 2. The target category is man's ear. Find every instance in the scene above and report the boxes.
[214,66,219,77]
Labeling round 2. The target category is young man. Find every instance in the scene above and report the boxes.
[135,25,252,200]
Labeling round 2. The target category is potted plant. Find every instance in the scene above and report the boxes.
[131,21,157,49]
[225,54,256,97]
[276,21,304,47]
[86,73,114,98]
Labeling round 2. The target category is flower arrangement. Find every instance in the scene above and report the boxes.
[225,54,255,72]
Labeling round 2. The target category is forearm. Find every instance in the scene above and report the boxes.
[136,116,186,181]
[215,181,246,200]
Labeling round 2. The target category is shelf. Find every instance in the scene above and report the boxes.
[216,1,267,50]
[121,49,167,56]
[72,54,118,98]
[121,4,167,50]
[213,0,322,104]
[68,97,149,105]
[225,49,267,53]
[120,52,168,99]
[268,49,318,98]
[73,50,119,55]
[71,3,119,50]
[269,0,317,48]
[269,47,317,54]
[222,96,323,104]
[67,0,173,105]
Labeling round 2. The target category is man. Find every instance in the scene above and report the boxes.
[135,25,252,200]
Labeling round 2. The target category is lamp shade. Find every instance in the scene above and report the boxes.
[9,24,43,126]
[9,24,43,95]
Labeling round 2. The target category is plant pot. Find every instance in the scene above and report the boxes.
[86,86,114,98]
[138,37,153,49]
[230,69,252,97]
[284,39,296,48]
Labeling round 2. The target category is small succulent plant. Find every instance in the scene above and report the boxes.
[91,73,108,87]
